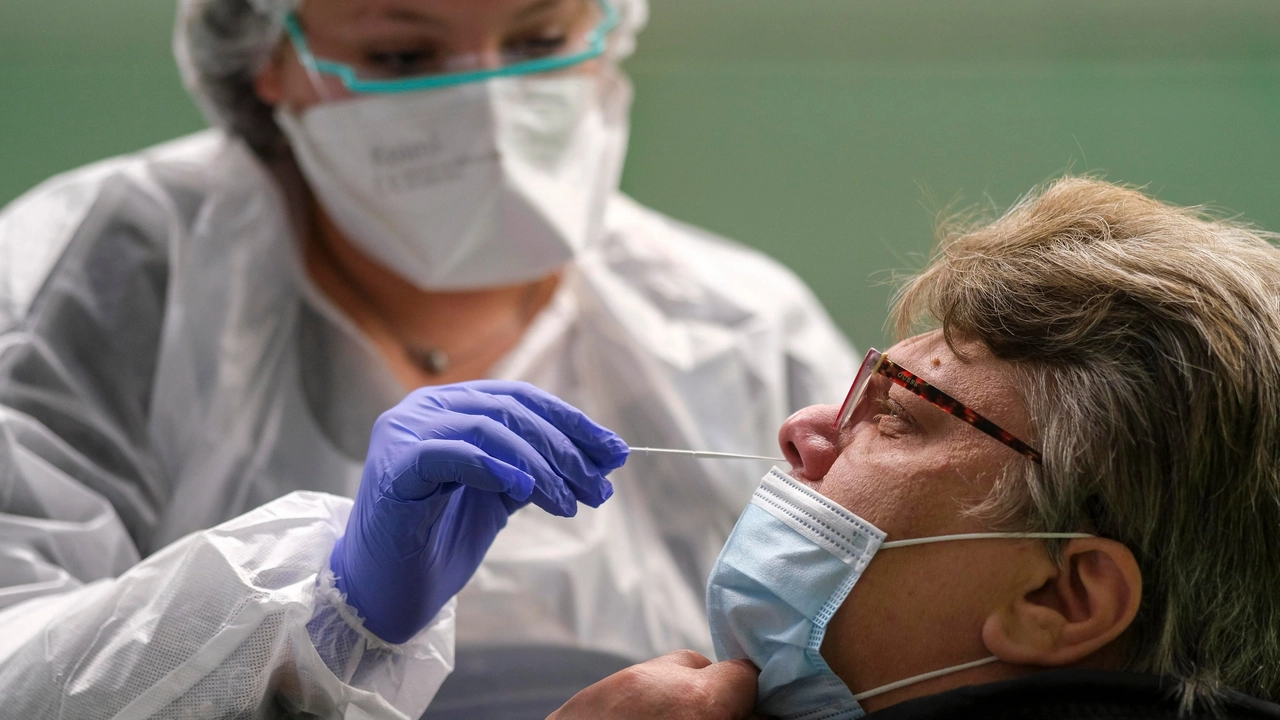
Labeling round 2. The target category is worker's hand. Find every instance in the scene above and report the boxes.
[330,381,629,644]
[548,651,766,720]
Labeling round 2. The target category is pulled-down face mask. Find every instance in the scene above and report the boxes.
[706,468,1088,720]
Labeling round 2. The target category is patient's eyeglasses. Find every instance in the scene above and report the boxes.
[835,348,1043,464]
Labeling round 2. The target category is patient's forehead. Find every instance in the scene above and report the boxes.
[888,331,1032,445]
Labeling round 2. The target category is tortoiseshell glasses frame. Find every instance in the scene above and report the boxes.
[834,348,1043,464]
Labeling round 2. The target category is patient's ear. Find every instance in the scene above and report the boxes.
[981,538,1142,667]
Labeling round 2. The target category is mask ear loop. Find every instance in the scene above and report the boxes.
[881,532,1093,549]
[296,45,334,104]
[280,13,335,105]
[853,656,1000,702]
[850,530,1093,702]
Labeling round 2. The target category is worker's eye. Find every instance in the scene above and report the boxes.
[364,47,443,78]
[504,33,570,62]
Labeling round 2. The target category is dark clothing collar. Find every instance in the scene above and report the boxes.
[864,670,1280,720]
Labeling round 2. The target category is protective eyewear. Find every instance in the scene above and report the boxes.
[835,348,1043,464]
[282,0,620,95]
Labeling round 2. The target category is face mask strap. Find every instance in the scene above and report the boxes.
[282,14,335,104]
[845,531,1091,703]
[853,655,1000,702]
[880,531,1093,549]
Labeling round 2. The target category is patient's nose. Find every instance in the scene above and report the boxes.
[778,404,841,483]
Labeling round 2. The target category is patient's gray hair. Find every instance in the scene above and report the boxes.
[894,177,1280,708]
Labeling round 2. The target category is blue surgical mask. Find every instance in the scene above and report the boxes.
[706,468,1089,719]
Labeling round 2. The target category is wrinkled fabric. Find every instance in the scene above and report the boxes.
[0,490,455,719]
[0,127,855,716]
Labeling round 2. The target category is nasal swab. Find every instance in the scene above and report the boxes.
[629,447,786,462]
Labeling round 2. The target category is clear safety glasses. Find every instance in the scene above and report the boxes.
[835,348,1043,464]
[282,0,620,94]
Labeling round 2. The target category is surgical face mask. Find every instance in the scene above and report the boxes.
[706,468,1089,719]
[275,74,627,290]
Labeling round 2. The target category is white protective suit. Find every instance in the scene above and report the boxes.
[0,19,854,720]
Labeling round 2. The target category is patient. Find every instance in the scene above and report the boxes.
[551,177,1280,719]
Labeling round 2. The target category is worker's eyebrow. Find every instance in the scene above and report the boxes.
[380,7,446,28]
[515,0,565,21]
[376,0,567,29]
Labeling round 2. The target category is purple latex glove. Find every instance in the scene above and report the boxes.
[330,381,629,644]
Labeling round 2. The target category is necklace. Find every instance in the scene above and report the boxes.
[307,204,547,378]
[398,283,543,376]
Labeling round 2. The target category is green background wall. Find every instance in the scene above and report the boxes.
[3,0,1278,349]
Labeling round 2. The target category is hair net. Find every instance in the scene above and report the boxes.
[173,0,649,157]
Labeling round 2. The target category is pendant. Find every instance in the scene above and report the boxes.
[406,345,450,376]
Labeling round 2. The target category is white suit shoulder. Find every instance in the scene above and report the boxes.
[598,193,832,322]
[0,129,225,229]
[0,130,227,325]
[591,192,856,408]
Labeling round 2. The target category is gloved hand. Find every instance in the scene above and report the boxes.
[330,381,629,644]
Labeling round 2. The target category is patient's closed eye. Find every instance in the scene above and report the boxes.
[874,396,915,435]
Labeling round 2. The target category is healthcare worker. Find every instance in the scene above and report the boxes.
[0,0,854,716]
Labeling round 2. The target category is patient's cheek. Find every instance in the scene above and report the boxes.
[814,466,921,538]
[819,598,858,692]
[819,549,899,696]
[811,453,880,510]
